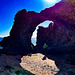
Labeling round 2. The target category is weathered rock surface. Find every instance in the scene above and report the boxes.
[0,53,75,75]
[1,9,50,55]
[0,9,49,55]
[36,0,75,53]
[0,0,75,54]
[36,23,75,53]
[0,54,34,75]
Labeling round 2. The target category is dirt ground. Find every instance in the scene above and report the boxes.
[0,53,75,75]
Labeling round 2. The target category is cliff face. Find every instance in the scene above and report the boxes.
[37,23,70,47]
[36,23,75,53]
[40,0,75,25]
[36,0,75,52]
[37,0,75,52]
[1,0,75,54]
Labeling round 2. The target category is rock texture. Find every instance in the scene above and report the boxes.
[0,0,75,54]
[1,9,49,55]
[0,53,75,75]
[20,53,75,75]
[20,53,58,75]
[36,23,75,53]
[0,54,34,75]
[36,0,75,53]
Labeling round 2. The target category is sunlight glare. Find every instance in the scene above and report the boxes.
[45,0,56,3]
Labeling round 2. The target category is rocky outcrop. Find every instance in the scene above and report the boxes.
[1,0,75,55]
[40,0,75,25]
[37,0,75,53]
[36,22,70,47]
[36,0,75,53]
[1,9,49,55]
[36,23,75,53]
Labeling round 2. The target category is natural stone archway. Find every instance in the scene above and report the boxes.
[1,9,51,55]
[1,0,75,55]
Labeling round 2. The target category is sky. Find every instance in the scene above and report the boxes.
[0,0,61,37]
[32,20,52,38]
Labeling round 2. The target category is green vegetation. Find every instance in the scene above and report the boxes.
[27,54,38,58]
[10,66,35,75]
[33,55,38,58]
[43,44,48,49]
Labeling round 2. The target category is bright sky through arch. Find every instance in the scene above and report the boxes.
[32,20,52,38]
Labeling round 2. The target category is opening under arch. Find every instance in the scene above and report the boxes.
[31,20,53,46]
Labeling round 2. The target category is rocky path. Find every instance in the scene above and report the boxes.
[20,53,59,75]
[0,53,75,75]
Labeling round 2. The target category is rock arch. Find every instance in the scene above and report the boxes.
[1,0,75,55]
[2,9,51,54]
